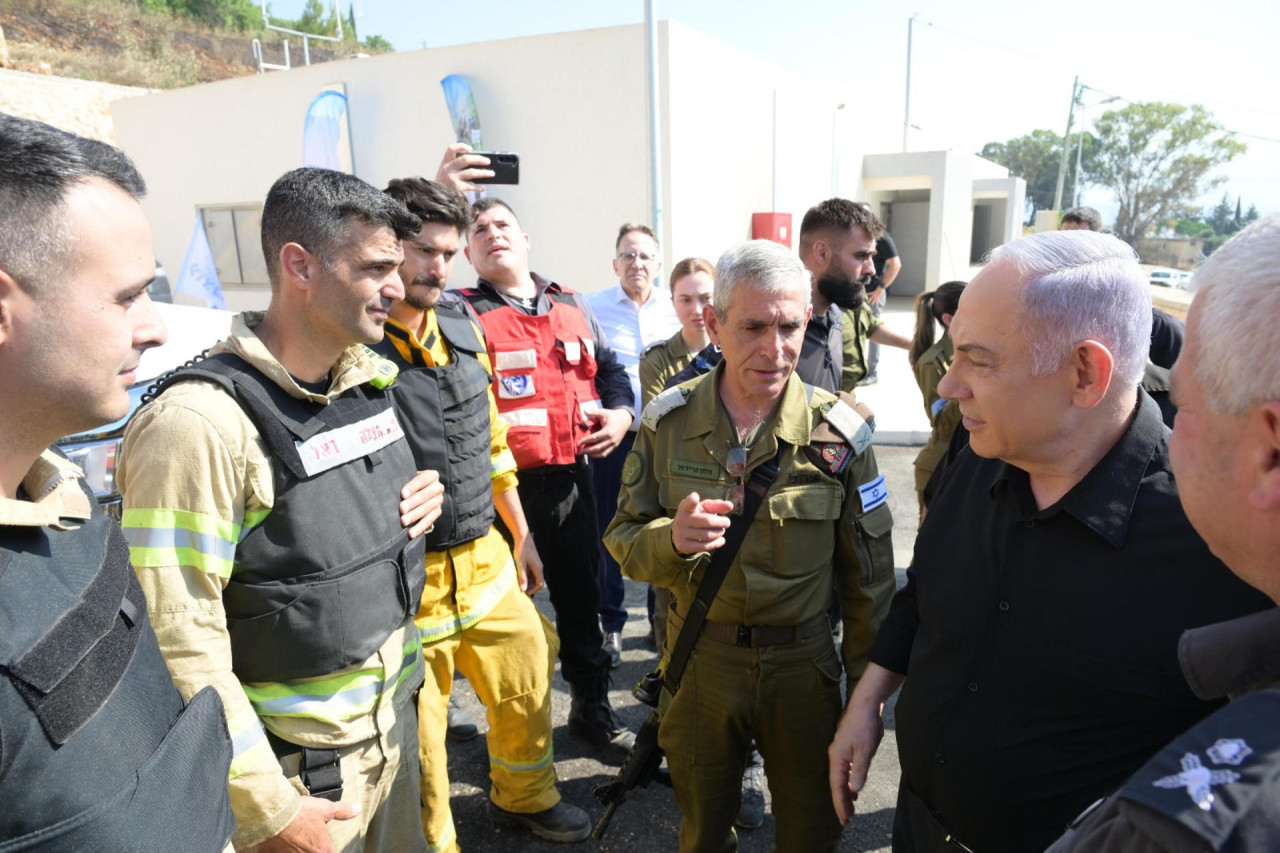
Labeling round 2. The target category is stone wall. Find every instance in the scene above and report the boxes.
[0,67,150,142]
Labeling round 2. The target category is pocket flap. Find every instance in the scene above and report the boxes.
[768,484,842,521]
[859,502,894,538]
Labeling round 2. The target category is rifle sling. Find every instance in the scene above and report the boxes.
[662,445,786,697]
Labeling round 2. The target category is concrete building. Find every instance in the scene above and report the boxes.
[112,20,1023,309]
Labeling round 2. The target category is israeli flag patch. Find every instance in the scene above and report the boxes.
[930,397,947,420]
[858,474,888,512]
[498,374,535,399]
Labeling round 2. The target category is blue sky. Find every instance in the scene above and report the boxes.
[285,0,1280,222]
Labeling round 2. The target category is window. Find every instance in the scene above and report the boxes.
[201,205,269,286]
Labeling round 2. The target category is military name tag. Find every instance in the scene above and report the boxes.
[668,459,720,480]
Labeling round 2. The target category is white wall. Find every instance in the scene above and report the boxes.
[115,25,655,309]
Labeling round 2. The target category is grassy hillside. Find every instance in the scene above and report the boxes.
[1,0,388,88]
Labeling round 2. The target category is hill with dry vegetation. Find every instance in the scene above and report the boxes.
[1,0,384,89]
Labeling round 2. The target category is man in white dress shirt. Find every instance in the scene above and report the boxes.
[585,224,682,664]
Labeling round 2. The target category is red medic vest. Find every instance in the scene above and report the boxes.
[457,285,603,469]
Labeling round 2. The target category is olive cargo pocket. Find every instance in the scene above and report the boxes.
[767,484,842,576]
[851,502,894,586]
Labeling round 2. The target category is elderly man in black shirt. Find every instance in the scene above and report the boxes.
[827,230,1272,853]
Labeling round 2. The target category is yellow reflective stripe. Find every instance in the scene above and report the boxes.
[426,820,457,853]
[128,544,234,578]
[489,742,554,774]
[226,707,274,780]
[244,636,422,724]
[416,560,515,643]
[122,507,243,542]
[490,449,517,479]
[242,507,271,533]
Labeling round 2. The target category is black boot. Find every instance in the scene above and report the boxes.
[568,675,635,761]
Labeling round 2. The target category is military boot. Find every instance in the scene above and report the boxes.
[568,675,635,761]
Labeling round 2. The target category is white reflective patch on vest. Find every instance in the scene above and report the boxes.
[295,406,405,478]
[583,338,595,359]
[858,474,888,513]
[498,374,535,399]
[494,349,537,371]
[579,399,603,418]
[500,408,549,428]
[827,400,874,456]
[562,339,582,364]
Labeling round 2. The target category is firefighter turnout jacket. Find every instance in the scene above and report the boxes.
[117,314,426,849]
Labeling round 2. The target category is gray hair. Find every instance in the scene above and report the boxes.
[261,167,419,288]
[1189,212,1280,413]
[0,114,147,295]
[989,231,1151,389]
[713,240,810,320]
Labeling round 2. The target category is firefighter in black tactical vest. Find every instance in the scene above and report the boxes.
[0,115,236,851]
[376,176,593,846]
[118,169,443,852]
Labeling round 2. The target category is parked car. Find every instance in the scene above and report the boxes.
[1149,269,1190,289]
[55,301,234,514]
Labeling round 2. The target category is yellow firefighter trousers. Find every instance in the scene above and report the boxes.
[417,583,561,853]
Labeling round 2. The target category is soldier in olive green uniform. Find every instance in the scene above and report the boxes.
[605,240,897,853]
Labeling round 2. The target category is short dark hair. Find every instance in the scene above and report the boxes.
[471,196,519,228]
[0,114,147,294]
[1061,206,1102,231]
[383,177,472,233]
[616,222,658,251]
[799,198,885,251]
[261,167,419,287]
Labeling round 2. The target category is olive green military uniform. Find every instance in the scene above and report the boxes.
[911,334,962,516]
[839,303,884,392]
[604,364,897,853]
[639,331,697,409]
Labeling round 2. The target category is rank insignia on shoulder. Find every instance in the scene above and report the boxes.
[641,386,689,431]
[823,391,875,456]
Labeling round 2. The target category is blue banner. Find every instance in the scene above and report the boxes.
[303,88,351,171]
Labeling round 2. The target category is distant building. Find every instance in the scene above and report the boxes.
[111,21,1024,308]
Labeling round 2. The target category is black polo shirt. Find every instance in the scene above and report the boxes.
[871,390,1273,853]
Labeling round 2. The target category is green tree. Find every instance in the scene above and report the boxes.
[979,129,1095,225]
[1090,102,1245,245]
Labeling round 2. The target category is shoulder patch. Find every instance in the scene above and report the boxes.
[641,386,689,431]
[824,392,875,456]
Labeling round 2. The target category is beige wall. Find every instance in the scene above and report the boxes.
[113,21,969,311]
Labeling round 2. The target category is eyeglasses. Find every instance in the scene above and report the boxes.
[617,251,656,266]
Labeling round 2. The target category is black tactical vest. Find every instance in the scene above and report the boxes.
[152,353,426,684]
[795,306,843,394]
[373,303,496,550]
[0,477,235,852]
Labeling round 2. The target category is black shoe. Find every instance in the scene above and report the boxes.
[487,800,592,843]
[568,677,636,760]
[446,695,482,742]
[735,765,766,830]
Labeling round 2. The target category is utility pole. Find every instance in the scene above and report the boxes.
[645,0,663,252]
[1052,76,1078,212]
[903,14,917,153]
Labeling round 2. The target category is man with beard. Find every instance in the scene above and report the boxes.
[376,177,591,846]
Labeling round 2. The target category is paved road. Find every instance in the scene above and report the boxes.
[444,444,920,852]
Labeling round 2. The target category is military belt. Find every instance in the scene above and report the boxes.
[676,607,829,649]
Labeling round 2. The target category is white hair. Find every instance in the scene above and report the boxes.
[1189,212,1280,414]
[713,239,811,319]
[989,231,1151,389]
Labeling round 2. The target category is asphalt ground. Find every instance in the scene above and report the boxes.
[442,443,921,852]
